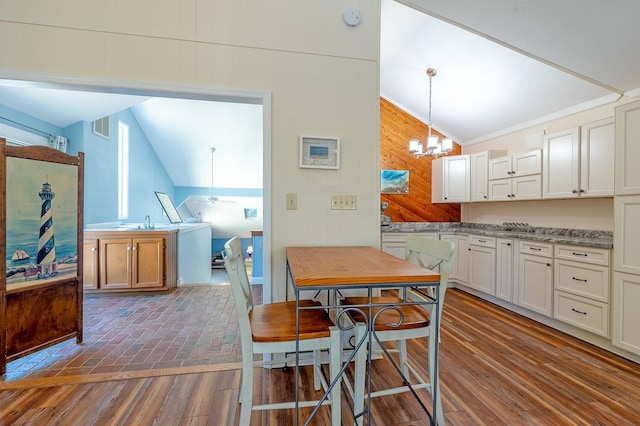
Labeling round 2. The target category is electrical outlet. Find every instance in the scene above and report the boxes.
[331,195,357,210]
[286,193,297,210]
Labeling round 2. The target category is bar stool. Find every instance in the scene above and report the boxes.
[223,237,342,425]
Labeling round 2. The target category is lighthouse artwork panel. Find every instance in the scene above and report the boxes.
[5,156,78,288]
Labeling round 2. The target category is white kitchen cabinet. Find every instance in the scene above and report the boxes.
[614,195,640,275]
[470,150,507,202]
[580,118,615,197]
[543,119,614,199]
[615,100,640,195]
[467,236,496,295]
[496,238,514,302]
[440,234,469,283]
[432,155,470,203]
[488,174,542,201]
[518,241,553,317]
[612,271,640,355]
[553,244,610,337]
[488,149,542,180]
[381,232,437,260]
[488,150,542,201]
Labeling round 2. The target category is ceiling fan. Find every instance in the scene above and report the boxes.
[206,147,235,204]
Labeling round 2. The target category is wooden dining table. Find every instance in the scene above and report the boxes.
[285,245,441,425]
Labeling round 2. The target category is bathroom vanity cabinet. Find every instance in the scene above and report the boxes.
[83,229,178,293]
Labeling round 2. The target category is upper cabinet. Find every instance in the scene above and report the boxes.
[615,100,640,195]
[488,150,542,201]
[470,150,507,202]
[432,154,470,203]
[543,118,614,199]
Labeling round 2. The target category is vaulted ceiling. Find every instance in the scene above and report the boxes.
[2,0,640,188]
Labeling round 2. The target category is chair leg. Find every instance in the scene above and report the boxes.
[353,322,367,426]
[398,338,409,381]
[329,326,342,426]
[428,333,445,425]
[313,349,321,390]
[239,354,253,426]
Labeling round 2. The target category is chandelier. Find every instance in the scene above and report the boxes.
[408,68,453,158]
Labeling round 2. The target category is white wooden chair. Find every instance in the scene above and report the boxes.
[222,237,342,426]
[342,236,454,425]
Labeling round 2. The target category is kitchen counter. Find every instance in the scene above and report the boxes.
[382,222,613,249]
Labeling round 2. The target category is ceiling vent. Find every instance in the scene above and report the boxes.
[93,116,110,139]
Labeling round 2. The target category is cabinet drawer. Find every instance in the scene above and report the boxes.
[519,240,553,257]
[470,235,496,248]
[555,244,610,266]
[554,260,609,302]
[382,233,410,243]
[554,291,609,337]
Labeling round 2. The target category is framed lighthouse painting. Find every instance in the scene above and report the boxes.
[1,138,84,375]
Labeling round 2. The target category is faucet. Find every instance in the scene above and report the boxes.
[144,215,151,229]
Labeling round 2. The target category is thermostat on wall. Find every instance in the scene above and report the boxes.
[343,9,361,27]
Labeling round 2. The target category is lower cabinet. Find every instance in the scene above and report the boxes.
[517,241,554,317]
[381,232,437,259]
[84,230,177,293]
[467,236,496,295]
[440,234,469,283]
[83,239,99,290]
[496,238,514,302]
[612,271,640,355]
[553,244,610,337]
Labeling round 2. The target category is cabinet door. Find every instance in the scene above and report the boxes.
[468,245,496,295]
[488,178,512,201]
[131,237,164,288]
[615,100,640,195]
[488,156,511,180]
[443,155,470,202]
[431,157,444,203]
[543,128,580,199]
[512,175,541,200]
[580,118,614,197]
[512,149,542,177]
[496,239,514,302]
[614,195,640,274]
[454,235,469,283]
[471,152,489,202]
[83,239,99,290]
[612,271,640,355]
[518,254,553,317]
[100,238,132,289]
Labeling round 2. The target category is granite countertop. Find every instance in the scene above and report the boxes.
[381,222,613,249]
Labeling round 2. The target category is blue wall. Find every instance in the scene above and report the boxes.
[0,104,64,141]
[1,105,175,225]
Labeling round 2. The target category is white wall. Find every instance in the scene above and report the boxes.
[461,96,640,231]
[0,0,382,302]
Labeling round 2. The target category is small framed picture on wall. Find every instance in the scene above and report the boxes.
[299,136,340,169]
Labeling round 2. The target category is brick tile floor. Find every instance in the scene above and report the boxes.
[3,275,263,381]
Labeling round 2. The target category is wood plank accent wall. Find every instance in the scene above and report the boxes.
[380,98,461,222]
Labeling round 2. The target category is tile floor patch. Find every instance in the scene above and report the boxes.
[4,276,262,381]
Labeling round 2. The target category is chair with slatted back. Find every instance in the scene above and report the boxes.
[342,236,454,425]
[222,237,342,426]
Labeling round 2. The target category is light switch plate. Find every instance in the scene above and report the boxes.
[331,195,357,210]
[286,193,297,210]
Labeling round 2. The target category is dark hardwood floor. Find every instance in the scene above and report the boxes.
[2,288,639,425]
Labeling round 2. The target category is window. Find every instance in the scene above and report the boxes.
[118,121,129,219]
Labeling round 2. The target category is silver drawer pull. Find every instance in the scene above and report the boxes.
[572,277,588,282]
[572,252,588,257]
[571,308,587,315]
